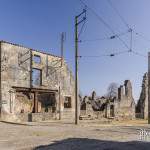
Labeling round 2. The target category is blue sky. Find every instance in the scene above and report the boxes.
[0,0,149,101]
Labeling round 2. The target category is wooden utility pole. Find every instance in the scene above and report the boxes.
[59,32,65,120]
[59,85,61,120]
[61,32,65,67]
[75,16,78,125]
[75,9,86,125]
[148,52,150,124]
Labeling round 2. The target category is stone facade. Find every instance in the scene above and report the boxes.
[80,80,136,120]
[115,80,135,120]
[80,96,94,118]
[0,41,75,122]
[136,73,148,119]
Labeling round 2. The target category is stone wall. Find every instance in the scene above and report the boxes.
[0,41,31,121]
[80,81,136,121]
[80,96,94,117]
[136,73,148,119]
[31,113,54,122]
[0,41,75,122]
[115,80,135,120]
[32,50,75,113]
[14,92,34,114]
[14,113,55,122]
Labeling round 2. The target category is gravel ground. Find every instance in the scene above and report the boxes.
[0,120,150,150]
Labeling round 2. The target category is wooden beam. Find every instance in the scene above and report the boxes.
[34,92,38,113]
[12,86,58,93]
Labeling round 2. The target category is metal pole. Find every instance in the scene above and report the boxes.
[148,52,150,124]
[75,16,79,125]
[59,85,61,120]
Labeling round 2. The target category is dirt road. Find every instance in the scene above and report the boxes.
[0,120,149,150]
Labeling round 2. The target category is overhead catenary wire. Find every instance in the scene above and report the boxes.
[78,6,87,39]
[80,49,146,58]
[78,18,86,38]
[106,0,150,52]
[106,0,149,55]
[106,0,130,30]
[78,0,147,59]
[80,29,130,43]
[130,28,133,51]
[106,0,134,52]
[79,0,130,50]
[134,31,150,43]
[131,50,147,58]
[80,50,130,58]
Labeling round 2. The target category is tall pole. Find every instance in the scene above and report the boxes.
[75,9,86,125]
[59,32,65,120]
[61,32,65,67]
[75,16,79,125]
[59,85,61,120]
[148,52,150,124]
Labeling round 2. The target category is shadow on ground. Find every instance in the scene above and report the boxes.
[33,138,150,150]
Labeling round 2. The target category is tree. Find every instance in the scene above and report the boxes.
[106,82,118,99]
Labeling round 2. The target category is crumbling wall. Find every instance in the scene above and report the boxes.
[80,92,108,119]
[0,41,75,122]
[80,81,136,121]
[14,92,34,114]
[80,96,94,117]
[1,42,31,121]
[32,50,75,113]
[116,80,135,120]
[136,73,148,119]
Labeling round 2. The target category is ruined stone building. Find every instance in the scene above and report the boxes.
[80,96,94,119]
[114,80,135,120]
[0,41,75,122]
[136,73,148,119]
[80,80,136,120]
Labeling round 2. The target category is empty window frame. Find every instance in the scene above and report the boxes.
[64,97,72,108]
[33,55,41,64]
[32,68,42,86]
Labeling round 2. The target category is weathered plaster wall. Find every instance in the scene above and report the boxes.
[32,50,75,112]
[14,92,34,114]
[1,42,31,121]
[116,80,135,120]
[80,81,136,121]
[136,73,148,119]
[0,41,75,122]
